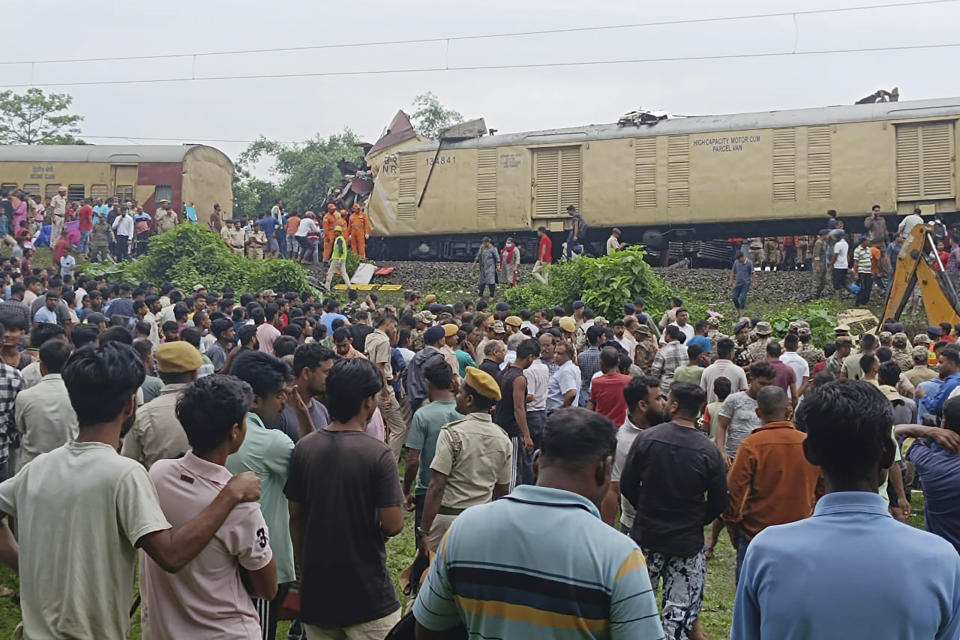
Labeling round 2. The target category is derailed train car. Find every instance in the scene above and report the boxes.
[364,98,960,261]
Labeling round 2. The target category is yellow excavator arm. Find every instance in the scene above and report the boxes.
[881,224,960,328]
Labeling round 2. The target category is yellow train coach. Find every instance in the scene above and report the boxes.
[364,97,960,261]
[0,144,233,224]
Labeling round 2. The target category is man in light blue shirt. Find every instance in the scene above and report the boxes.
[33,293,61,326]
[733,379,960,640]
[320,299,348,337]
[92,198,110,225]
[920,347,960,422]
[414,407,663,640]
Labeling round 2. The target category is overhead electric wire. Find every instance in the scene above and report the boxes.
[2,41,959,89]
[81,134,298,144]
[0,0,953,67]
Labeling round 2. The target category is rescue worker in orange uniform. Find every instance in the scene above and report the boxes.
[322,203,338,261]
[348,203,371,258]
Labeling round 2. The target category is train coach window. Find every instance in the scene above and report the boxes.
[115,185,134,202]
[154,185,173,203]
[67,185,85,201]
[90,184,109,199]
[22,184,39,197]
[1,183,17,191]
[44,184,61,198]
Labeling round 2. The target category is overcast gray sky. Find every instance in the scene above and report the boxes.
[4,0,959,174]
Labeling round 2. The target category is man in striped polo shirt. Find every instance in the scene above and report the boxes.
[413,407,664,640]
[852,234,875,306]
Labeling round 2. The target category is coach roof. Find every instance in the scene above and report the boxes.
[402,97,960,153]
[0,144,231,165]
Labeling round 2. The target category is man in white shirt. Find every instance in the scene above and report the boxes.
[0,342,261,640]
[606,228,626,255]
[898,208,925,238]
[112,208,134,262]
[619,316,639,355]
[519,309,539,337]
[607,376,665,529]
[830,230,850,303]
[14,339,77,470]
[779,333,811,402]
[295,213,321,264]
[143,296,162,348]
[662,308,695,344]
[700,338,749,404]
[546,342,580,411]
[523,341,549,451]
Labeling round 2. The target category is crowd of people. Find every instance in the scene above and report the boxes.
[731,206,960,312]
[0,191,375,293]
[214,201,373,274]
[0,260,954,639]
[0,188,199,266]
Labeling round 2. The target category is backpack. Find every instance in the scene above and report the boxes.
[575,214,589,241]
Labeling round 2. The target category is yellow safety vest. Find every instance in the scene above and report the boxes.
[332,235,347,260]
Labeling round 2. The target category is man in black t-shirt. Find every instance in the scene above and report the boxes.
[284,358,404,637]
[621,381,728,639]
[495,338,539,488]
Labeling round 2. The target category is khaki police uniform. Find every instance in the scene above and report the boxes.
[426,411,512,550]
[246,229,266,259]
[224,227,245,255]
[155,207,178,234]
[439,344,460,381]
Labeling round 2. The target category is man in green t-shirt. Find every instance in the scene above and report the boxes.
[403,361,463,533]
[225,350,302,639]
[324,226,353,291]
[673,343,706,386]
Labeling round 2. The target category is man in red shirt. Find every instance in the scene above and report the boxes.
[532,226,553,285]
[589,347,633,425]
[52,230,71,265]
[77,198,94,256]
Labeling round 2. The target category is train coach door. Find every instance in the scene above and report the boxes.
[110,165,138,202]
[532,146,582,221]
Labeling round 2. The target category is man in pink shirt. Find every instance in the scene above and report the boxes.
[142,374,277,640]
[256,304,283,356]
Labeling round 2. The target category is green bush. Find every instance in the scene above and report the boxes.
[81,225,313,294]
[249,259,314,294]
[505,247,670,319]
[767,302,838,346]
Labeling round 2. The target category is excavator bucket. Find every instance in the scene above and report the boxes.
[837,309,879,335]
